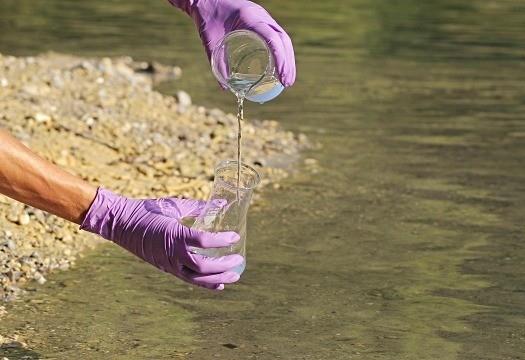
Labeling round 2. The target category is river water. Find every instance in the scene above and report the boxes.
[1,0,525,359]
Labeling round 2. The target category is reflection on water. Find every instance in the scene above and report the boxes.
[1,0,525,359]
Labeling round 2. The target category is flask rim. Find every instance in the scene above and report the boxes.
[211,29,274,95]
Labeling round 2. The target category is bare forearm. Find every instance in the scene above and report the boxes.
[0,129,97,224]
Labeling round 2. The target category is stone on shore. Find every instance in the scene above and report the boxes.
[0,52,309,303]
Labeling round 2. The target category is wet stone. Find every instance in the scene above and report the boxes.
[33,272,46,285]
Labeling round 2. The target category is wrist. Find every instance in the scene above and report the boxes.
[80,187,122,240]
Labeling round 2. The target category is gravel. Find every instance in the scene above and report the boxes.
[0,52,309,304]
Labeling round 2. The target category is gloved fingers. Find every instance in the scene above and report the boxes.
[178,269,225,290]
[194,198,228,218]
[183,252,244,274]
[275,26,296,86]
[168,198,207,218]
[160,197,228,219]
[247,22,294,87]
[149,197,206,219]
[185,227,240,248]
[181,266,241,286]
[199,27,224,61]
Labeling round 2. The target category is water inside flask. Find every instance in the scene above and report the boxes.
[211,30,284,103]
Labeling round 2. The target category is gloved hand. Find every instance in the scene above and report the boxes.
[80,188,243,290]
[169,0,296,87]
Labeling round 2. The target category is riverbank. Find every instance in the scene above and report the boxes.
[0,53,310,304]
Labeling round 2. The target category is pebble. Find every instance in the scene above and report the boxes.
[0,53,309,311]
[172,66,182,78]
[6,240,16,251]
[34,112,52,123]
[6,212,18,224]
[304,158,318,166]
[18,213,30,226]
[33,272,46,285]
[176,90,192,112]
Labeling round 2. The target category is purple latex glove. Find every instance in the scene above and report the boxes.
[80,188,243,290]
[169,0,296,87]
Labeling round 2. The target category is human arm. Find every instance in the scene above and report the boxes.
[0,129,242,289]
[168,0,296,87]
[0,128,96,224]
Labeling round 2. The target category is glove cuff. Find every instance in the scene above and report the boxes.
[79,187,121,240]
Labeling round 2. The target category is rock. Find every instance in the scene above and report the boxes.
[18,213,30,226]
[62,234,73,244]
[8,271,21,282]
[298,133,309,144]
[21,84,40,96]
[179,162,201,178]
[208,108,224,118]
[6,212,18,224]
[34,112,52,123]
[82,114,96,127]
[31,209,46,224]
[176,90,192,112]
[0,78,8,87]
[6,240,16,250]
[115,62,135,79]
[20,264,32,274]
[0,52,309,304]
[172,66,182,78]
[304,158,318,166]
[33,272,46,285]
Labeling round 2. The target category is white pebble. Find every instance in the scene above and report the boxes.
[34,113,51,123]
[176,90,192,107]
[6,239,16,250]
[18,213,30,225]
[172,66,182,77]
[34,272,47,285]
[85,116,95,126]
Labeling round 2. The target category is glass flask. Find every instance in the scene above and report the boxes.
[211,30,285,103]
[189,160,261,274]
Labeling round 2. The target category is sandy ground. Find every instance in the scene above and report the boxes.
[0,53,309,304]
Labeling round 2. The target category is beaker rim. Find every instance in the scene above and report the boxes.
[215,160,261,191]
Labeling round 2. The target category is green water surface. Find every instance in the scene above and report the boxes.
[1,0,525,359]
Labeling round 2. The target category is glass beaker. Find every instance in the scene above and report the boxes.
[211,30,285,103]
[189,160,261,274]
